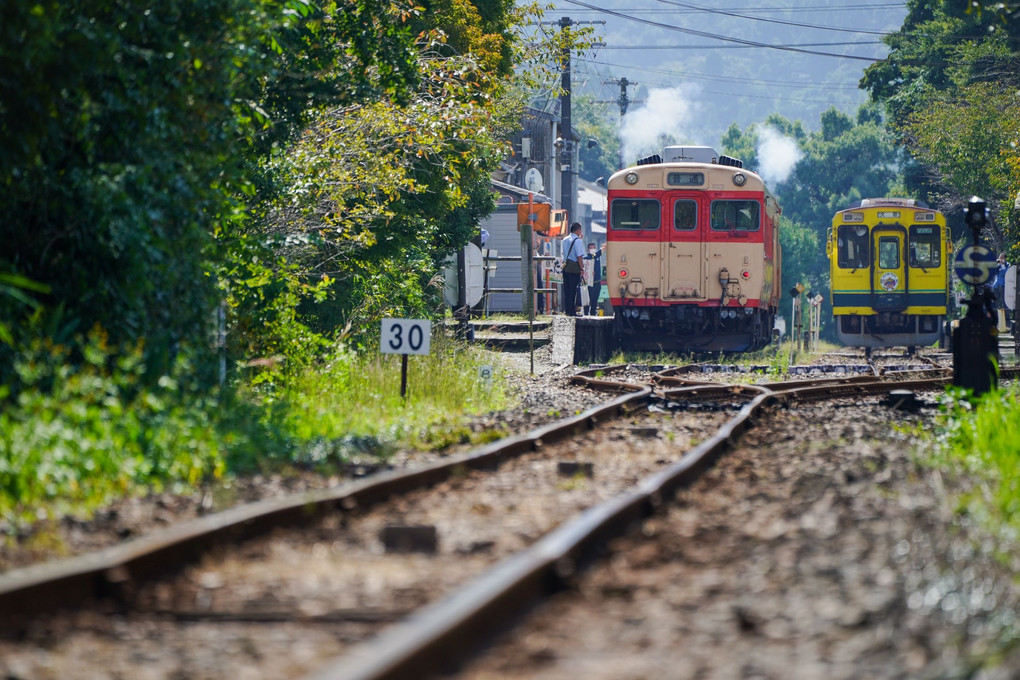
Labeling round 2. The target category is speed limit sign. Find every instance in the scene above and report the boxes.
[380,318,431,355]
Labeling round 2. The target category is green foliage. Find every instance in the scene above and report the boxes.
[778,217,824,313]
[219,231,332,381]
[409,0,517,77]
[264,337,512,465]
[863,2,1020,251]
[923,384,1020,545]
[253,38,523,347]
[0,0,534,525]
[573,93,622,181]
[0,0,429,382]
[2,0,254,369]
[895,43,1020,252]
[0,332,251,525]
[0,329,514,523]
[782,106,900,229]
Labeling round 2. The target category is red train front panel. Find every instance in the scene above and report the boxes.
[606,157,781,352]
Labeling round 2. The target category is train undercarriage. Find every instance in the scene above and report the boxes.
[613,303,775,353]
[835,313,943,351]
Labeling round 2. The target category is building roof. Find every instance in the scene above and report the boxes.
[577,178,607,212]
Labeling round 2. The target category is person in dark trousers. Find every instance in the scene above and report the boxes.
[561,222,585,316]
[585,242,603,316]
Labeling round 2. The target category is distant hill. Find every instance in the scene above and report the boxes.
[544,0,906,158]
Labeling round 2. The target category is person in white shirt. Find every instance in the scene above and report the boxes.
[561,222,585,316]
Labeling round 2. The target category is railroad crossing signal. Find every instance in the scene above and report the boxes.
[954,245,996,285]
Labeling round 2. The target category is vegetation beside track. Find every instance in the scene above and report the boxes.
[0,333,509,530]
[919,384,1020,549]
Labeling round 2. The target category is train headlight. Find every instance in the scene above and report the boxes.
[619,268,629,278]
[843,211,864,223]
[732,173,747,187]
[625,172,639,185]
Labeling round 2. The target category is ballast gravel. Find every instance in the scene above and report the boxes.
[456,395,1020,680]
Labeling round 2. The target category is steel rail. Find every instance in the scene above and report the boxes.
[303,388,779,680]
[658,382,772,401]
[0,384,650,634]
[770,364,1019,402]
[312,363,1020,680]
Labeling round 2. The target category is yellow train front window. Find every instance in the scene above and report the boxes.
[837,225,869,268]
[878,237,900,269]
[909,225,941,268]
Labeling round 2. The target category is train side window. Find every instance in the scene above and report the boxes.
[710,200,759,231]
[673,200,697,231]
[610,199,660,231]
[878,237,900,269]
[909,225,941,268]
[837,225,869,268]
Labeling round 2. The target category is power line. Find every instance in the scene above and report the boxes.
[619,72,866,107]
[603,40,885,50]
[652,0,895,35]
[577,56,863,91]
[553,2,905,13]
[556,0,887,61]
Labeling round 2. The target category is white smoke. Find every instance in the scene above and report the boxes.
[755,126,802,185]
[619,85,702,163]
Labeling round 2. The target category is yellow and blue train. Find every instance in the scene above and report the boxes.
[827,198,951,351]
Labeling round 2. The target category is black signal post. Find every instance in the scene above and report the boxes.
[952,196,998,395]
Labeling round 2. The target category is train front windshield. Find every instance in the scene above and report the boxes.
[611,199,660,231]
[909,225,941,268]
[837,225,869,268]
[710,200,759,232]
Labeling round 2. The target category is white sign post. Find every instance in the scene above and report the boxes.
[1005,264,1016,311]
[380,318,431,400]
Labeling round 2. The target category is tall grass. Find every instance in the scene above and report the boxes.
[266,338,511,463]
[924,385,1020,543]
[0,332,511,526]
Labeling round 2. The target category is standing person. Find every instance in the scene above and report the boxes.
[993,252,1011,331]
[585,241,603,316]
[561,222,585,317]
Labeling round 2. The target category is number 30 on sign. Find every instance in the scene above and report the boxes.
[381,318,431,355]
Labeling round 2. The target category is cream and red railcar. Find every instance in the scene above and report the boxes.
[606,146,782,352]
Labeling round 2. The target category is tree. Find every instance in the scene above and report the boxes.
[235,18,526,355]
[861,1,1020,250]
[0,0,424,381]
[571,94,621,182]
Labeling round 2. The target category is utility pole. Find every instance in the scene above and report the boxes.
[558,16,575,224]
[555,17,603,224]
[603,77,639,169]
[607,76,635,116]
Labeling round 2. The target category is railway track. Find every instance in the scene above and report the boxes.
[2,361,1016,679]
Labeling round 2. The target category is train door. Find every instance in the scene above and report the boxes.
[871,227,907,311]
[665,196,705,300]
